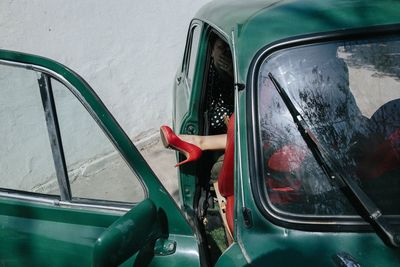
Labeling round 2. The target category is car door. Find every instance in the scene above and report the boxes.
[0,50,201,266]
[173,20,203,134]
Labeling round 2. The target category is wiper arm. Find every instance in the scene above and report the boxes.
[268,72,399,248]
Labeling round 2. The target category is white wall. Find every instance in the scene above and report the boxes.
[0,65,57,191]
[0,0,210,141]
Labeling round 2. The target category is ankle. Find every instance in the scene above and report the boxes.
[179,135,203,150]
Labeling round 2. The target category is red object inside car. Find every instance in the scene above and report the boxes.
[268,145,305,173]
[218,116,235,234]
[266,145,305,204]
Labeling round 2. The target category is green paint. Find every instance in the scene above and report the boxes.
[1,0,400,266]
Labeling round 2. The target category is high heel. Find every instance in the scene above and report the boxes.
[160,126,202,167]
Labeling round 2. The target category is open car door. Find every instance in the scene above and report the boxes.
[0,50,201,266]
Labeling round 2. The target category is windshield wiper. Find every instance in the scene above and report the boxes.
[268,72,399,248]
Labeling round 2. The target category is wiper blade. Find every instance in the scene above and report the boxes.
[268,72,399,248]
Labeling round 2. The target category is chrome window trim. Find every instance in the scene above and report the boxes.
[0,191,130,214]
[0,191,58,205]
[38,73,72,200]
[231,29,246,214]
[59,200,129,213]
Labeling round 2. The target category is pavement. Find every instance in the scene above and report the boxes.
[58,132,180,205]
[136,134,180,203]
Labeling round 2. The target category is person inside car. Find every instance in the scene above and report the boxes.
[160,36,234,167]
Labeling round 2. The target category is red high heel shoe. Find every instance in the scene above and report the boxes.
[160,126,202,167]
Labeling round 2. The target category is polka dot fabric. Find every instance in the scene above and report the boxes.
[209,93,232,131]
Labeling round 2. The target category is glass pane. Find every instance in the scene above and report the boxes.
[187,25,201,87]
[51,79,145,203]
[0,64,58,194]
[258,36,400,216]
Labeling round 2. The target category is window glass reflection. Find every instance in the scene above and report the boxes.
[258,37,400,216]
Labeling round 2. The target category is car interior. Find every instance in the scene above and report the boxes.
[193,32,235,262]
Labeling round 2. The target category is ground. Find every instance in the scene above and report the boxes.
[138,135,180,203]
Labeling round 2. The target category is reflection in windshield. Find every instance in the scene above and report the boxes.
[258,37,400,216]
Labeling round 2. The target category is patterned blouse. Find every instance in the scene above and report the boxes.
[206,62,234,134]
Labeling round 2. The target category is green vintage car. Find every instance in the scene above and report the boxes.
[1,0,399,266]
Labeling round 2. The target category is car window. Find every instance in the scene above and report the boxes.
[257,35,400,217]
[0,61,145,204]
[51,79,145,203]
[186,24,201,89]
[0,64,59,195]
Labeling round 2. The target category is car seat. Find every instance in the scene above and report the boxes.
[217,115,235,234]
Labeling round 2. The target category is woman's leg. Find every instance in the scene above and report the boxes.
[179,134,227,151]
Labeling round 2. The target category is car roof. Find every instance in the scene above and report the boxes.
[195,0,400,81]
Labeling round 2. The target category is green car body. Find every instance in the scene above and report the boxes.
[1,0,399,266]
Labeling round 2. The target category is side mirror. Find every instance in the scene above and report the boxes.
[92,199,159,267]
[268,145,305,173]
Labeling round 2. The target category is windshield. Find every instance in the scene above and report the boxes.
[257,36,400,217]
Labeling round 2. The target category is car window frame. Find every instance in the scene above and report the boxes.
[0,59,147,212]
[247,24,400,232]
[182,21,202,94]
[185,24,201,88]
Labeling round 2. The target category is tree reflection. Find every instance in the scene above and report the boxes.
[341,40,400,81]
[258,37,400,216]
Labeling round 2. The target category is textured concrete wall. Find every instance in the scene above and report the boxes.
[0,0,210,141]
[0,1,210,191]
[0,65,57,191]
